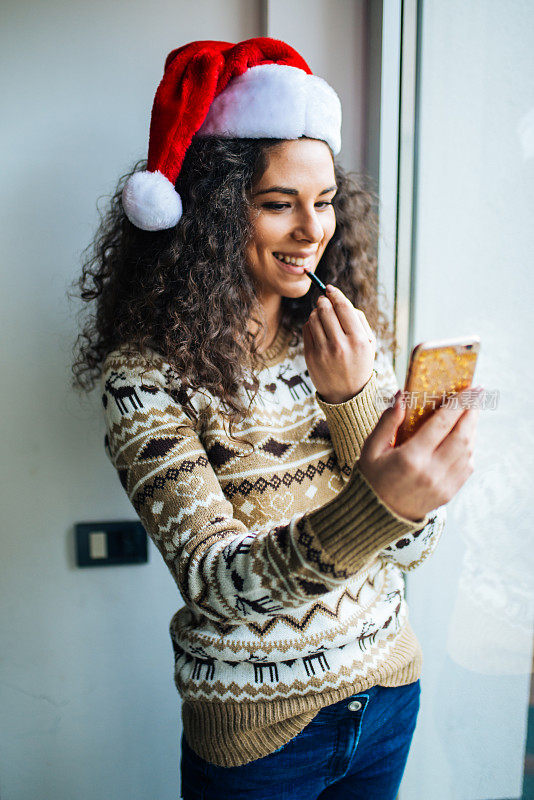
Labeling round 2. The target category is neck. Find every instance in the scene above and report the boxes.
[248,297,283,354]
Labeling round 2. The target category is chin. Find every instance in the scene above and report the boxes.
[280,284,310,300]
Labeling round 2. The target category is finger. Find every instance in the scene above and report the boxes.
[439,431,477,498]
[303,320,318,349]
[433,406,479,467]
[356,311,376,350]
[405,387,483,454]
[324,285,363,337]
[357,310,375,343]
[362,391,406,459]
[316,296,346,342]
[308,308,327,346]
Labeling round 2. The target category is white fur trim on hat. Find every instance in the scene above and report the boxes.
[122,170,183,231]
[196,64,342,155]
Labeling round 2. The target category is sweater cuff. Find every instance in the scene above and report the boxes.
[304,460,430,575]
[315,372,382,464]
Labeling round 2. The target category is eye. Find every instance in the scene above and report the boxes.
[262,202,334,210]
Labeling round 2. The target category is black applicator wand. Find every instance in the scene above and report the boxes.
[303,266,328,296]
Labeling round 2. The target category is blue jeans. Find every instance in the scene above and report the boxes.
[180,679,421,799]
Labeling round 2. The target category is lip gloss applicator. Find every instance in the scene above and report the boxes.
[302,266,328,296]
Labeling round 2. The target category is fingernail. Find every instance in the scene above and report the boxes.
[326,285,334,293]
[394,390,404,406]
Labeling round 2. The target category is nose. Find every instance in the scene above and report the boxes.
[293,207,324,244]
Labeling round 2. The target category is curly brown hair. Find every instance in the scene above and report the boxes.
[70,135,396,448]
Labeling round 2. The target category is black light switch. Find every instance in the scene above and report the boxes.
[75,521,148,567]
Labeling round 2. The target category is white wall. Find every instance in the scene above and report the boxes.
[0,2,368,798]
[266,0,368,171]
[398,2,534,798]
[0,3,256,799]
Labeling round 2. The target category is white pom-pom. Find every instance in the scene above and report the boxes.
[122,170,182,231]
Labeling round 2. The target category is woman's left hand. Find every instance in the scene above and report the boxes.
[302,285,376,404]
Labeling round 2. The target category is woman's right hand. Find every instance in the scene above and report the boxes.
[358,387,482,522]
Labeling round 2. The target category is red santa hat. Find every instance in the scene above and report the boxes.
[122,37,342,231]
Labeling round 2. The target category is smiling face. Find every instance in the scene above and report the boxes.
[245,138,337,313]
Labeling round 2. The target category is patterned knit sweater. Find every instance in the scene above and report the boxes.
[100,324,446,767]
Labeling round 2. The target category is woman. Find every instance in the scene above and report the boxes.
[72,38,480,800]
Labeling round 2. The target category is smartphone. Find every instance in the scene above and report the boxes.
[393,335,481,447]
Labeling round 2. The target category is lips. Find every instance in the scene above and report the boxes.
[272,253,312,273]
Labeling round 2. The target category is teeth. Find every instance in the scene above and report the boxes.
[273,252,307,266]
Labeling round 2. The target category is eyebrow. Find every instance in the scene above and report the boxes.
[252,185,338,197]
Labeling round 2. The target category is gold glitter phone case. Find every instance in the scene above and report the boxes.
[394,335,481,447]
